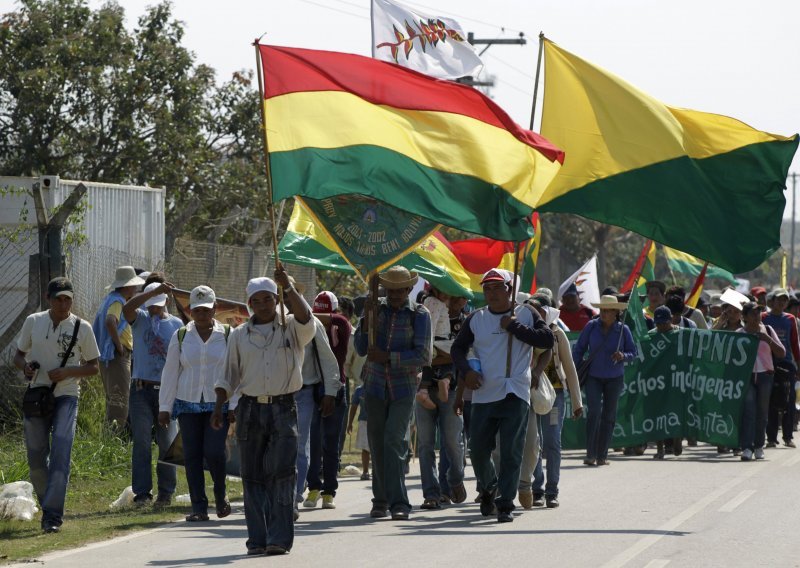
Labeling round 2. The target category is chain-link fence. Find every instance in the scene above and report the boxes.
[166,237,317,303]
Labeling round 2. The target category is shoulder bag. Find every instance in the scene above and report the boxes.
[22,319,81,419]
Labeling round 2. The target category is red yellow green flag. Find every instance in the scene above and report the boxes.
[259,45,564,242]
[620,240,656,294]
[686,262,709,309]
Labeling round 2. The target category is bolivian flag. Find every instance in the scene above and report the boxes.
[663,246,737,285]
[620,240,656,294]
[259,45,564,242]
[538,39,799,273]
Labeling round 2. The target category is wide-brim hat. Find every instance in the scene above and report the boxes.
[110,266,145,289]
[591,294,628,310]
[379,266,418,289]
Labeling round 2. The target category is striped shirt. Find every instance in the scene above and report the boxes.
[354,298,432,401]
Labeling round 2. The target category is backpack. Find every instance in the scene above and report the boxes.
[177,323,231,351]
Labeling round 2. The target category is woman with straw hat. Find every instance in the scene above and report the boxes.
[572,295,637,466]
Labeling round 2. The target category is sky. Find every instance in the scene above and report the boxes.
[3,0,800,216]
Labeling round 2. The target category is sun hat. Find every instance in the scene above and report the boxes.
[246,277,278,301]
[772,288,790,299]
[379,266,418,289]
[143,282,167,308]
[47,277,73,299]
[189,285,216,309]
[110,266,145,289]
[313,291,339,314]
[480,269,512,287]
[590,295,628,310]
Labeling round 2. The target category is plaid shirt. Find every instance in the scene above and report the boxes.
[354,298,432,401]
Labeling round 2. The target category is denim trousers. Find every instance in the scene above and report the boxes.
[24,395,78,528]
[364,393,414,513]
[129,384,177,498]
[178,412,228,514]
[585,375,624,461]
[469,394,529,513]
[740,372,774,451]
[532,389,565,497]
[237,396,298,552]
[767,379,797,443]
[294,386,316,501]
[307,392,348,496]
[517,404,541,493]
[416,388,464,500]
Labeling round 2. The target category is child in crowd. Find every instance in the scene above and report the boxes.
[347,384,371,480]
[416,287,451,409]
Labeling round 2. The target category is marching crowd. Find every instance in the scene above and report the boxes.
[14,262,799,556]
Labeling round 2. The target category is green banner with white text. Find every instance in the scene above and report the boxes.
[562,328,759,449]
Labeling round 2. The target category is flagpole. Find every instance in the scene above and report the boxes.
[506,241,521,377]
[254,39,286,325]
[528,32,545,131]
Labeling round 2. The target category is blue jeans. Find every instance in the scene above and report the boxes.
[739,372,774,451]
[365,393,414,513]
[178,412,228,515]
[24,395,78,528]
[469,394,529,513]
[129,383,177,498]
[533,389,565,497]
[237,395,298,552]
[294,385,316,502]
[307,391,348,496]
[585,375,624,461]
[416,388,464,500]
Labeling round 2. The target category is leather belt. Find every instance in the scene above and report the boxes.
[242,393,294,404]
[134,379,160,390]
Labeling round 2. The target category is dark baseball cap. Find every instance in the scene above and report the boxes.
[47,277,74,298]
[653,305,672,324]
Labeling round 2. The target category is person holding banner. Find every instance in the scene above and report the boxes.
[573,295,637,466]
[738,302,785,461]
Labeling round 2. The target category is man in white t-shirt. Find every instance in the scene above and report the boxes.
[14,277,100,534]
[451,269,554,523]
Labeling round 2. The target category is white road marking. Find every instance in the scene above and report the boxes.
[717,489,756,512]
[643,560,670,568]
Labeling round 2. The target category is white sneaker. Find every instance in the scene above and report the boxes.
[741,448,753,461]
[754,448,765,460]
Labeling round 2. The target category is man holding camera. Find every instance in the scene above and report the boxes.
[14,277,100,534]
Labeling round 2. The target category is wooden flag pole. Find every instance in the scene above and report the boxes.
[528,32,546,131]
[254,39,286,325]
[506,240,521,378]
[368,273,379,350]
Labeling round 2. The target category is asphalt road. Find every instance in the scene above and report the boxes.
[11,444,800,567]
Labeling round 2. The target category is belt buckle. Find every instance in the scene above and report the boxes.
[256,395,272,404]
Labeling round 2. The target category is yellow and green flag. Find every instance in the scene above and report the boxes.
[538,39,799,273]
[620,239,656,294]
[663,246,737,285]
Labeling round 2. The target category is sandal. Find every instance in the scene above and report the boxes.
[185,512,210,522]
[420,498,441,510]
[216,498,231,519]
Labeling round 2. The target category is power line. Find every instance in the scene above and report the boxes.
[296,0,369,20]
[401,0,526,34]
[484,52,535,82]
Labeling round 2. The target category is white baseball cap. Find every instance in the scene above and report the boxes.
[190,285,216,309]
[246,277,278,301]
[143,282,167,308]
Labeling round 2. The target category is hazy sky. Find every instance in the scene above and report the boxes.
[4,0,799,215]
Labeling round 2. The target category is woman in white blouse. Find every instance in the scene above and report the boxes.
[159,285,231,522]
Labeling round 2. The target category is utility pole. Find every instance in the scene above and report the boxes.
[457,31,526,89]
[791,172,797,286]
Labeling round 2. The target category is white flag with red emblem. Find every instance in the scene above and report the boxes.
[371,0,483,80]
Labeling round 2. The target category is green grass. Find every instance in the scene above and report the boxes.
[0,378,366,564]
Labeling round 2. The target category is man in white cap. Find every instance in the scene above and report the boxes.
[122,281,183,507]
[451,269,554,523]
[211,263,314,556]
[14,277,100,533]
[92,266,145,427]
[354,265,432,521]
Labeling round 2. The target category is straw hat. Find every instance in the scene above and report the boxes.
[379,266,418,289]
[591,294,628,310]
[110,266,145,289]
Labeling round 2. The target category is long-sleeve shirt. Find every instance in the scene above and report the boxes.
[451,304,554,405]
[215,314,316,398]
[354,298,432,401]
[762,311,800,365]
[300,318,343,397]
[344,331,366,386]
[159,320,228,412]
[572,318,637,379]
